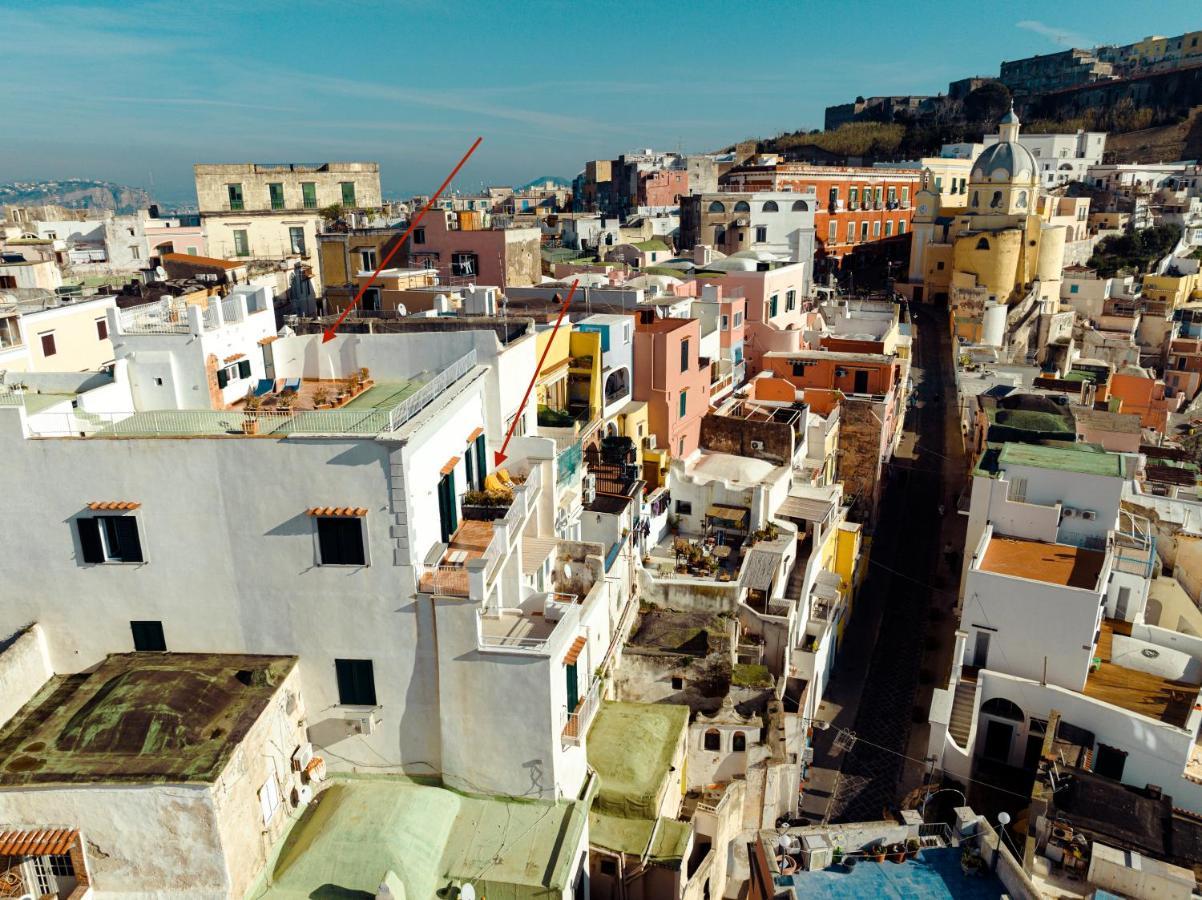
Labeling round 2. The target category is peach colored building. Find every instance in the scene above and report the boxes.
[1109,370,1175,434]
[632,312,712,459]
[709,262,811,374]
[403,210,539,289]
[1166,337,1202,401]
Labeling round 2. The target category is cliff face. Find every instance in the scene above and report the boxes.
[0,179,153,214]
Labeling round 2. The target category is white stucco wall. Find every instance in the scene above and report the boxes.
[0,624,52,728]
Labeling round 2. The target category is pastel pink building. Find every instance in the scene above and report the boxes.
[405,211,540,288]
[632,312,713,459]
[145,216,206,258]
[709,261,811,374]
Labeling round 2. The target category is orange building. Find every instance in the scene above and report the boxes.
[720,162,922,265]
[1109,370,1175,434]
[632,312,713,459]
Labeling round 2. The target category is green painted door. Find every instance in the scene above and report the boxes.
[566,662,579,712]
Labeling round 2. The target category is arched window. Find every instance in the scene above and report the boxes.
[971,191,979,207]
[708,201,726,214]
[761,200,779,212]
[791,200,808,212]
[981,697,1024,721]
[975,237,990,250]
[1017,191,1028,209]
[733,201,750,213]
[703,729,721,751]
[732,731,747,752]
[990,191,1003,208]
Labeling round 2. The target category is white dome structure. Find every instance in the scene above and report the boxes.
[967,105,1038,214]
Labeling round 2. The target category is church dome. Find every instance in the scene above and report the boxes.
[971,140,1037,185]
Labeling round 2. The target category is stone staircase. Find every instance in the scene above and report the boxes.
[948,675,978,747]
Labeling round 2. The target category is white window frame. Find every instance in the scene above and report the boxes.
[259,773,281,825]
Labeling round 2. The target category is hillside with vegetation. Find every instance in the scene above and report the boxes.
[1086,224,1182,277]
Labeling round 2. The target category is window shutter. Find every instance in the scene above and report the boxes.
[475,434,487,486]
[238,360,252,379]
[109,516,144,562]
[77,518,104,563]
[217,368,229,389]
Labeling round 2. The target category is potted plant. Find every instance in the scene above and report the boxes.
[276,393,295,413]
[831,846,843,867]
[242,415,259,435]
[960,846,983,876]
[358,366,371,387]
[312,385,330,408]
[869,841,886,863]
[887,842,906,863]
[243,390,263,411]
[905,837,920,860]
[667,514,679,535]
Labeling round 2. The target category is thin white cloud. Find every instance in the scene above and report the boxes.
[1016,19,1093,48]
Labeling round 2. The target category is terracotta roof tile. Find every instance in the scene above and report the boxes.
[86,501,140,511]
[0,827,79,856]
[440,456,461,476]
[305,507,368,517]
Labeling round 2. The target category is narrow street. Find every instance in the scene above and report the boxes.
[800,303,967,824]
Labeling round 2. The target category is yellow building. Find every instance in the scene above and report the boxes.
[317,227,404,291]
[910,107,1071,354]
[1143,271,1202,308]
[0,295,116,373]
[535,325,571,416]
[567,330,602,423]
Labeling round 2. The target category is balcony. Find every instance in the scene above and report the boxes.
[303,197,319,209]
[225,200,245,211]
[562,674,603,747]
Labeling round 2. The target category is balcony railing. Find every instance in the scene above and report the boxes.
[303,198,319,209]
[226,200,245,211]
[563,675,603,747]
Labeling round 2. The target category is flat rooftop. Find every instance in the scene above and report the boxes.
[1083,621,1198,728]
[0,652,296,786]
[257,776,585,899]
[979,535,1106,590]
[997,441,1126,478]
[587,701,689,820]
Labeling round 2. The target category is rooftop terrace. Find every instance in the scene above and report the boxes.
[979,535,1106,590]
[977,441,1128,478]
[0,652,295,786]
[1083,620,1200,728]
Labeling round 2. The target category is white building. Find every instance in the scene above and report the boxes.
[983,130,1106,186]
[0,317,635,812]
[928,442,1202,813]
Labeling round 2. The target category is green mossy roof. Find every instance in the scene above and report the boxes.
[0,653,296,786]
[997,442,1126,478]
[587,701,688,821]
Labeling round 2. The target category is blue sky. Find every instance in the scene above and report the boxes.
[4,0,1199,204]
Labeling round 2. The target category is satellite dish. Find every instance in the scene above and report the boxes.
[460,886,476,900]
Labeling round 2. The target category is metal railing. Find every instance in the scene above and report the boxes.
[386,349,477,431]
[418,565,471,597]
[220,295,242,324]
[563,675,603,746]
[119,299,193,334]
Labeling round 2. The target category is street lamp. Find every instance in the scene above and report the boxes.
[992,812,1011,872]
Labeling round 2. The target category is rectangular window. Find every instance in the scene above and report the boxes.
[872,220,881,238]
[848,187,859,206]
[412,227,426,245]
[130,245,141,260]
[786,289,796,311]
[452,252,478,277]
[847,221,855,242]
[828,186,839,204]
[769,294,779,317]
[316,516,366,566]
[359,248,378,271]
[131,620,166,652]
[680,338,689,372]
[227,184,244,210]
[268,182,285,210]
[238,359,252,380]
[901,187,909,201]
[861,221,869,241]
[340,182,356,206]
[755,225,767,242]
[96,318,108,340]
[733,311,743,327]
[721,314,729,330]
[828,220,837,243]
[259,775,281,825]
[335,658,377,705]
[301,182,317,209]
[888,186,897,203]
[898,221,906,234]
[885,221,894,237]
[40,332,56,357]
[437,470,458,543]
[679,389,687,418]
[233,229,250,257]
[675,500,692,515]
[289,226,306,255]
[77,515,144,564]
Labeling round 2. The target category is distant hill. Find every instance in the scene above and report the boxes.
[518,175,570,190]
[0,179,153,215]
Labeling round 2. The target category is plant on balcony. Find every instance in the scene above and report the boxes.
[464,489,512,507]
[358,367,371,385]
[276,393,295,412]
[312,386,331,408]
[243,390,263,411]
[747,522,780,546]
[538,404,575,428]
[905,838,921,860]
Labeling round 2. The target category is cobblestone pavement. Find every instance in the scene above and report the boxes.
[820,305,966,824]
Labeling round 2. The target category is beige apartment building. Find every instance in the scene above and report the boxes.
[193,163,382,293]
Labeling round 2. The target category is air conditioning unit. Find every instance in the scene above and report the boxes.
[750,439,765,451]
[643,435,657,450]
[350,713,378,735]
[1081,510,1097,521]
[584,473,597,505]
[291,742,314,772]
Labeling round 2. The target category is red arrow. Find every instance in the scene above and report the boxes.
[494,279,578,466]
[322,136,483,343]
